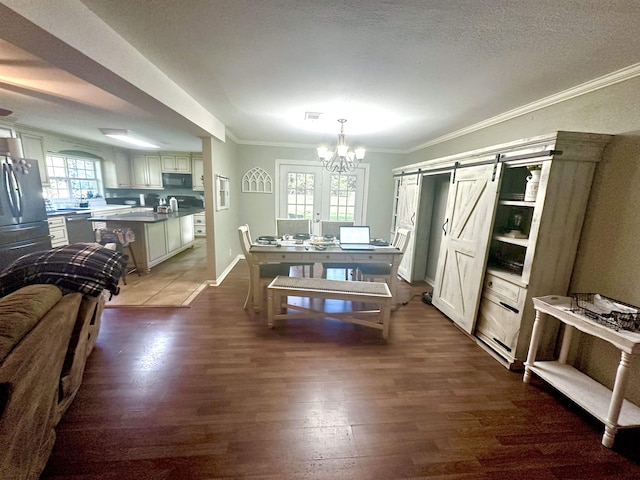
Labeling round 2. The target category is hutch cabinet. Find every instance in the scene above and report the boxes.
[393,132,612,369]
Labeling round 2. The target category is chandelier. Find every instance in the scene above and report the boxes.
[316,119,365,173]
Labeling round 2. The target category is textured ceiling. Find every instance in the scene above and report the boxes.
[1,1,640,152]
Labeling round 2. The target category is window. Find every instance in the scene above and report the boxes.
[44,154,101,200]
[286,172,315,219]
[329,174,357,221]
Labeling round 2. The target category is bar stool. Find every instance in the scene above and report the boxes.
[95,228,140,284]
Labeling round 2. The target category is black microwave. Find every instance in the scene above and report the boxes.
[162,173,192,188]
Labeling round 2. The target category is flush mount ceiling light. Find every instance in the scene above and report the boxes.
[316,119,365,173]
[99,128,160,149]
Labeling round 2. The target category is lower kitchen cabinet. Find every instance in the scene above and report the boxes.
[47,216,68,247]
[193,212,206,236]
[105,214,195,272]
[145,222,168,265]
[166,217,182,252]
[180,215,195,244]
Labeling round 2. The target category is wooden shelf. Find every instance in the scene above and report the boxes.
[493,234,529,247]
[529,361,640,428]
[498,200,536,207]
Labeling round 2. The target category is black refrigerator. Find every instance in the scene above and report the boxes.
[0,157,52,271]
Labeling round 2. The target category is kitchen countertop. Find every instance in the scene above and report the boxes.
[47,205,137,217]
[88,208,203,224]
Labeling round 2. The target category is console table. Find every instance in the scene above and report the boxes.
[524,295,640,447]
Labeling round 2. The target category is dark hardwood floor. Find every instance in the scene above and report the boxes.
[41,262,640,479]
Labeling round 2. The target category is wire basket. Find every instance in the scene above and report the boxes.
[571,293,640,332]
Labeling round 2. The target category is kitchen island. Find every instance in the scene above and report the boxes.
[89,209,202,272]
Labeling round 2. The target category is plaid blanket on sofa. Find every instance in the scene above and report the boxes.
[0,243,126,298]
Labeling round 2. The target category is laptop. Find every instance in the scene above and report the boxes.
[339,226,374,250]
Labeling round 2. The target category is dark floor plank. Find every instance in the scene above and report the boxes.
[41,261,640,479]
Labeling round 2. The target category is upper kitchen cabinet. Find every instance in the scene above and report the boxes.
[17,132,48,185]
[192,156,204,191]
[131,154,163,189]
[161,154,191,173]
[102,149,131,188]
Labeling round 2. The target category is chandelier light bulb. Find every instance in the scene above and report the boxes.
[316,118,365,173]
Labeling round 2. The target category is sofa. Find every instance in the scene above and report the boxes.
[0,243,125,479]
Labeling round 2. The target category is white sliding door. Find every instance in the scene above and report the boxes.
[431,163,501,333]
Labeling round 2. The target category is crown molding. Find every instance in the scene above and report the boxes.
[408,63,640,154]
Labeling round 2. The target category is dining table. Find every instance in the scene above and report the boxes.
[248,239,404,312]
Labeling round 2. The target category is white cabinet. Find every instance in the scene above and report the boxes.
[145,222,168,264]
[192,157,204,191]
[18,132,48,185]
[131,154,163,189]
[193,212,206,236]
[102,150,131,188]
[180,215,195,245]
[397,132,613,369]
[47,216,68,247]
[166,217,182,252]
[161,155,191,173]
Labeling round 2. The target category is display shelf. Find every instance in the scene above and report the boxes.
[493,234,529,247]
[529,361,640,428]
[498,200,536,207]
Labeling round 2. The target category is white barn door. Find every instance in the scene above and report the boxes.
[432,163,501,333]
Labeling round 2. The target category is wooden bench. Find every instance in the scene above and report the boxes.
[266,276,393,339]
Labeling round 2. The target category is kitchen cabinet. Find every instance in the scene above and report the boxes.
[166,217,182,252]
[47,216,68,247]
[396,132,613,369]
[131,154,163,189]
[102,150,131,188]
[161,154,191,173]
[193,212,206,237]
[18,132,48,185]
[192,156,204,191]
[180,215,195,244]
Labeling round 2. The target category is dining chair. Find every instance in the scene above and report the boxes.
[238,225,290,310]
[356,227,411,284]
[319,220,355,280]
[276,218,312,238]
[275,218,314,277]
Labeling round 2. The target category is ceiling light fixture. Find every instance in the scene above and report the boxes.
[99,128,160,149]
[316,119,365,173]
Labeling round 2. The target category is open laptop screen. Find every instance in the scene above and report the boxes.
[339,226,370,245]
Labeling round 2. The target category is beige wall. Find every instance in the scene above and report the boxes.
[235,144,403,241]
[405,75,640,403]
